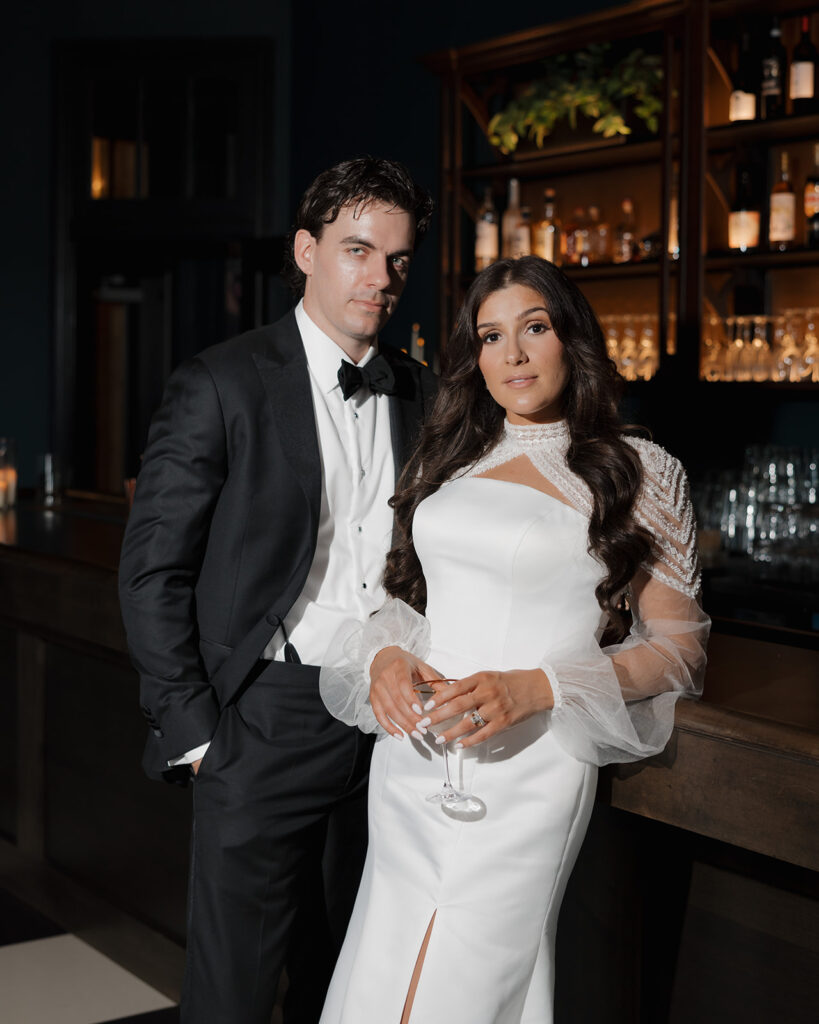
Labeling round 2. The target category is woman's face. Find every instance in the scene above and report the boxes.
[476,283,569,425]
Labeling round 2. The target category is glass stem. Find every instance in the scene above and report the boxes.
[442,742,454,787]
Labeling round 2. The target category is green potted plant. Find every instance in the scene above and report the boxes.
[487,43,664,155]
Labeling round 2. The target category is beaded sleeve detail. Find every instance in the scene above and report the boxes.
[461,421,700,598]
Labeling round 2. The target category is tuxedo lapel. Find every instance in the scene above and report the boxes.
[251,313,322,530]
[383,347,426,484]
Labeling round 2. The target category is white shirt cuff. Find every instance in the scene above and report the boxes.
[167,741,211,768]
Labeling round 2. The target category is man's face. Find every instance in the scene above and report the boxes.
[294,200,416,358]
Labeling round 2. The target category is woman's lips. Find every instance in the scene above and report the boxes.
[503,375,537,387]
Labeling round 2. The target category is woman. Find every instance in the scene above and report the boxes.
[319,256,709,1024]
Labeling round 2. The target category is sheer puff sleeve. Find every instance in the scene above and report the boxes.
[542,441,710,766]
[319,598,431,734]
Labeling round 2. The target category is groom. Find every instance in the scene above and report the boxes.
[119,157,436,1024]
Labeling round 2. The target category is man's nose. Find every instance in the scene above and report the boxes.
[366,256,392,291]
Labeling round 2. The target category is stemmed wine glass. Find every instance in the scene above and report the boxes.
[413,679,484,817]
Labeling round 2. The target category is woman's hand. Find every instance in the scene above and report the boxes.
[369,646,444,740]
[418,669,555,749]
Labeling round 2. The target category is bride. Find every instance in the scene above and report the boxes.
[319,255,709,1024]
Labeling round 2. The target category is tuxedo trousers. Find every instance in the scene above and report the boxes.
[181,661,373,1024]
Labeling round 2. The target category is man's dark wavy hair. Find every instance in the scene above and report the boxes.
[285,156,434,296]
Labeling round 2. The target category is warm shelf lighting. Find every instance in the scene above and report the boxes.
[91,137,110,199]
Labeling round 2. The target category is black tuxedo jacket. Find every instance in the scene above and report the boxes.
[118,310,438,779]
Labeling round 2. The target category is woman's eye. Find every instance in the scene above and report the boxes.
[529,321,551,334]
[482,332,500,344]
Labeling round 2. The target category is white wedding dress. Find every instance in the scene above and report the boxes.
[319,420,709,1024]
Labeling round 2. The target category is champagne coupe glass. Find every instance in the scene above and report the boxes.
[413,679,483,816]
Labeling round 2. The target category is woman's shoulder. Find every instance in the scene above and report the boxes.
[622,433,687,487]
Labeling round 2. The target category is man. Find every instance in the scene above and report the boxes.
[118,157,436,1024]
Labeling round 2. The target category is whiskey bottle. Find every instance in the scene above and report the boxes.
[474,187,499,272]
[769,151,796,251]
[790,16,819,116]
[587,205,611,263]
[613,198,636,263]
[760,17,787,120]
[563,207,589,265]
[532,188,562,264]
[502,178,521,258]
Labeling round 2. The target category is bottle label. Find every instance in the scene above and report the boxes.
[729,90,756,121]
[761,58,782,96]
[510,226,532,257]
[475,220,499,261]
[728,210,760,250]
[533,225,557,262]
[769,193,796,242]
[805,185,819,217]
[790,62,815,100]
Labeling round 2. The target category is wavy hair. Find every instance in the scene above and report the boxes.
[384,256,653,639]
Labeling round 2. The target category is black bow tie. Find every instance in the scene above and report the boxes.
[338,353,396,400]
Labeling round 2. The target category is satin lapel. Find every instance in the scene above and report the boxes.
[251,316,322,528]
[383,349,425,485]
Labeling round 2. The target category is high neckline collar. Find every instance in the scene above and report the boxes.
[503,418,570,444]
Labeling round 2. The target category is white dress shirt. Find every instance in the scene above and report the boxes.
[171,300,396,766]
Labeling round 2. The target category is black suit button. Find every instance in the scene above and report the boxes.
[266,612,280,626]
[152,728,164,738]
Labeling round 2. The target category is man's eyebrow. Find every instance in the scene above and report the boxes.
[339,235,413,259]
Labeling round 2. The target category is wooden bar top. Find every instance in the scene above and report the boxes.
[1,499,817,871]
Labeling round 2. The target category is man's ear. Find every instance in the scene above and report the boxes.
[293,229,316,278]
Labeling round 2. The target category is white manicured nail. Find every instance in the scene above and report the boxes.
[411,730,424,741]
[415,724,428,735]
[411,703,423,715]
[424,700,436,711]
[393,732,404,741]
[454,742,464,750]
[435,735,447,745]
[417,717,431,728]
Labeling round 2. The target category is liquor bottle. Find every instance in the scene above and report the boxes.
[728,167,760,251]
[790,16,819,116]
[805,142,819,248]
[532,188,562,264]
[769,151,796,251]
[613,198,637,263]
[563,207,589,265]
[729,31,757,122]
[502,178,521,258]
[510,205,532,257]
[587,205,611,263]
[760,17,787,120]
[474,187,499,271]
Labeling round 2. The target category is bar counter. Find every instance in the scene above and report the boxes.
[1,499,817,1020]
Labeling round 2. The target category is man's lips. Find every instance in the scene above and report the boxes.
[355,299,388,313]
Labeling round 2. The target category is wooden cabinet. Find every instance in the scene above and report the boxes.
[424,0,819,427]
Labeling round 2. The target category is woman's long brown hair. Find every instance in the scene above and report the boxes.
[384,256,653,639]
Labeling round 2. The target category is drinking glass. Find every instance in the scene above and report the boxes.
[413,679,483,817]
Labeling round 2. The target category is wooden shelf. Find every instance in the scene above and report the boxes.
[707,115,819,152]
[706,248,819,271]
[462,138,664,181]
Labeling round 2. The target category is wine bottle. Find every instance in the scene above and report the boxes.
[502,178,521,258]
[760,17,787,120]
[728,167,760,252]
[474,186,499,272]
[729,31,757,122]
[769,151,796,251]
[532,188,562,264]
[790,16,819,116]
[510,205,532,257]
[805,142,819,248]
[613,198,637,263]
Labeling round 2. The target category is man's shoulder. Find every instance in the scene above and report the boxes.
[381,344,438,396]
[196,310,302,374]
